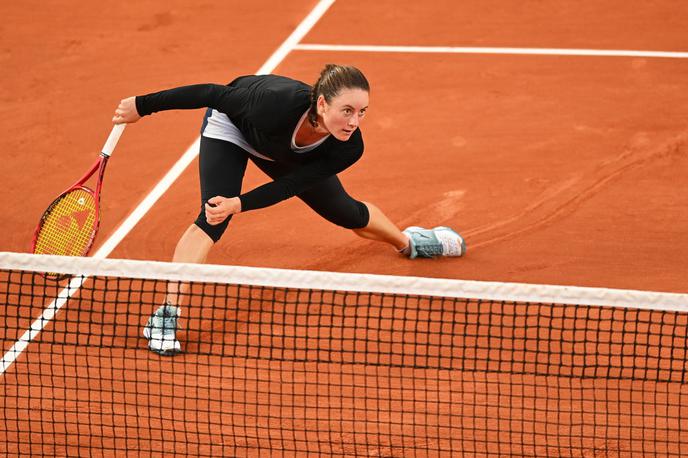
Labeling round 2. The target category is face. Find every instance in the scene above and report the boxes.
[317,88,369,141]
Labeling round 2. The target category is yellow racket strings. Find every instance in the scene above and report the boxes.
[34,189,97,256]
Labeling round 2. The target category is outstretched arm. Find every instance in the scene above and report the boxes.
[112,84,252,124]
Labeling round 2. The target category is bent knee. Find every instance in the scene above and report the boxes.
[194,214,232,243]
[334,201,370,229]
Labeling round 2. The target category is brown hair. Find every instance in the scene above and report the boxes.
[308,64,370,127]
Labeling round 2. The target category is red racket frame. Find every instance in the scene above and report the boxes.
[31,124,125,258]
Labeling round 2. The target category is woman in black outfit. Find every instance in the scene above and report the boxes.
[114,64,465,355]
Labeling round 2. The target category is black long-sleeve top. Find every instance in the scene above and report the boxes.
[135,75,364,212]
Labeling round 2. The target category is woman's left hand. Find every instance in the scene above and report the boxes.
[205,196,241,225]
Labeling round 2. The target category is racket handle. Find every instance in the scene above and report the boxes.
[101,123,126,157]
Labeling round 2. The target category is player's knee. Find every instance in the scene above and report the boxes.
[333,200,370,229]
[194,214,230,243]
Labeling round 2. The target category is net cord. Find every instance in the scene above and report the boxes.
[2,251,686,310]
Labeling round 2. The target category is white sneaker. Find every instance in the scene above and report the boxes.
[143,304,182,355]
[403,226,466,259]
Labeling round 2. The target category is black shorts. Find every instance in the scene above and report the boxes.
[195,135,370,242]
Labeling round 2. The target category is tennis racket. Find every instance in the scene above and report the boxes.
[32,124,126,259]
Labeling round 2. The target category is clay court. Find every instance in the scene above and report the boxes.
[1,1,687,456]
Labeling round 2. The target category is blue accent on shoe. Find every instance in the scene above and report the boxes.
[403,226,443,259]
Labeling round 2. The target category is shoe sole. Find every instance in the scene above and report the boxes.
[143,326,182,356]
[433,226,466,256]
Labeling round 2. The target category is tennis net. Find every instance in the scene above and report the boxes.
[1,251,687,457]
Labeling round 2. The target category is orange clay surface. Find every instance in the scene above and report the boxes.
[1,1,688,456]
[1,1,687,293]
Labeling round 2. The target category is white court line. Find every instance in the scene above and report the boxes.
[295,43,688,59]
[0,0,336,376]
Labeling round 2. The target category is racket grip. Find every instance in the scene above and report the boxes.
[101,123,126,157]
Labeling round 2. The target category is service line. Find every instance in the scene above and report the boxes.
[295,43,688,59]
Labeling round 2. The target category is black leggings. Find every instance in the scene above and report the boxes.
[195,136,370,242]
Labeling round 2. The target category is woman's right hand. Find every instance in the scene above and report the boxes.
[205,196,242,225]
[112,96,141,124]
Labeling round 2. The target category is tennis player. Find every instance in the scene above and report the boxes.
[113,64,465,355]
